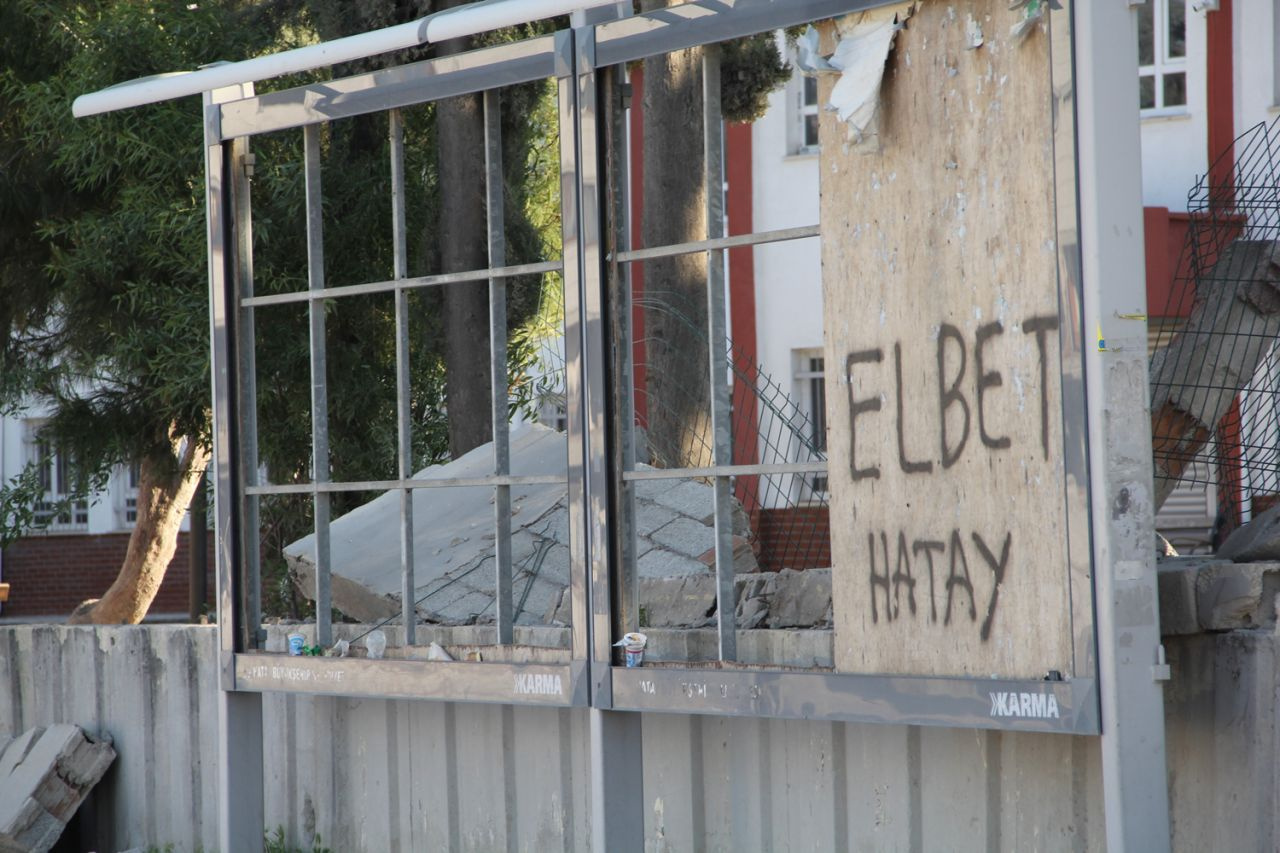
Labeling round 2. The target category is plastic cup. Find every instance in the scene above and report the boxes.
[617,632,647,668]
[287,632,305,656]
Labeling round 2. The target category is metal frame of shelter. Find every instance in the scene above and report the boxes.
[184,0,1172,848]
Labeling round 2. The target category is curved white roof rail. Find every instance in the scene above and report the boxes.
[72,0,620,118]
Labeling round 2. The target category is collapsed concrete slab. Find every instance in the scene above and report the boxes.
[285,422,760,626]
[0,724,115,853]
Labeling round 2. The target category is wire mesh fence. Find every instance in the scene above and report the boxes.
[1149,114,1280,548]
[631,292,830,571]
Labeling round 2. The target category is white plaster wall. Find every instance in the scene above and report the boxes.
[750,78,823,407]
[1139,5,1209,211]
[1236,1,1279,135]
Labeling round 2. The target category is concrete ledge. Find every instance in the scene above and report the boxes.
[1158,556,1280,633]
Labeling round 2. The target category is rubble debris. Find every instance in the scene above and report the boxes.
[285,423,761,627]
[1150,240,1280,512]
[1157,556,1280,633]
[0,725,115,853]
[554,569,834,630]
[1218,502,1280,562]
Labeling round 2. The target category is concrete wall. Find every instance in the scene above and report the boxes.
[2,623,1279,851]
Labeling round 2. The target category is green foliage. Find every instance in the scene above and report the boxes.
[0,0,282,540]
[720,33,793,123]
[0,2,564,592]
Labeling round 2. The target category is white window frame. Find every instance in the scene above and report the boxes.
[117,461,141,527]
[793,349,828,502]
[1138,0,1189,116]
[24,421,89,532]
[793,72,820,155]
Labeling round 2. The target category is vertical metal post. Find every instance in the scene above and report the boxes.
[1073,2,1172,849]
[572,25,645,853]
[232,131,261,645]
[390,108,416,646]
[702,44,736,661]
[303,123,332,647]
[206,86,263,853]
[485,89,514,644]
[604,64,639,637]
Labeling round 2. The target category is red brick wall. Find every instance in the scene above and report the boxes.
[0,531,215,619]
[753,507,831,571]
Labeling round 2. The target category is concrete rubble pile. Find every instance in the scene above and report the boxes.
[286,422,833,629]
[1157,503,1280,633]
[0,725,115,853]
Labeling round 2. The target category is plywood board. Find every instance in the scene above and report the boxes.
[822,1,1072,677]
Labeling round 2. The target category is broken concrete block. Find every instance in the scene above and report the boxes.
[1156,558,1200,636]
[0,724,115,853]
[286,423,759,626]
[1194,560,1280,631]
[1219,503,1280,562]
[652,517,720,559]
[638,479,713,523]
[766,569,833,629]
[638,575,716,628]
[637,547,708,579]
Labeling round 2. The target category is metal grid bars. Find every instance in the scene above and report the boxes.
[605,43,829,665]
[206,0,1101,732]
[209,33,588,704]
[1149,115,1280,540]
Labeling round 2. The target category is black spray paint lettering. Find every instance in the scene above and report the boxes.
[867,528,1010,639]
[845,349,884,482]
[844,313,1060,473]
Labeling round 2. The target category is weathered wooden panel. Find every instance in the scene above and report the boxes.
[822,1,1072,676]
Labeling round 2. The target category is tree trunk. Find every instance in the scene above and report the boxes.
[68,434,211,624]
[437,0,493,459]
[1150,240,1280,511]
[640,0,711,469]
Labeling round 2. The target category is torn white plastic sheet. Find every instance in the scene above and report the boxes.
[828,3,915,145]
[795,3,916,149]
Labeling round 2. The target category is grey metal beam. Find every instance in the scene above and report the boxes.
[574,28,615,694]
[611,224,818,263]
[303,124,332,648]
[243,473,565,496]
[206,84,264,853]
[219,35,562,139]
[621,461,828,480]
[558,30,591,667]
[593,0,897,68]
[240,260,562,308]
[231,135,262,648]
[702,44,735,663]
[609,669,1100,734]
[1072,0,1172,848]
[486,88,514,645]
[217,690,264,853]
[235,654,588,706]
[391,108,416,647]
[590,710,644,853]
[603,63,639,640]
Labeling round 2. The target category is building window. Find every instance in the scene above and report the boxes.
[1138,0,1187,113]
[119,461,140,526]
[25,423,89,530]
[794,352,827,499]
[797,75,820,152]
